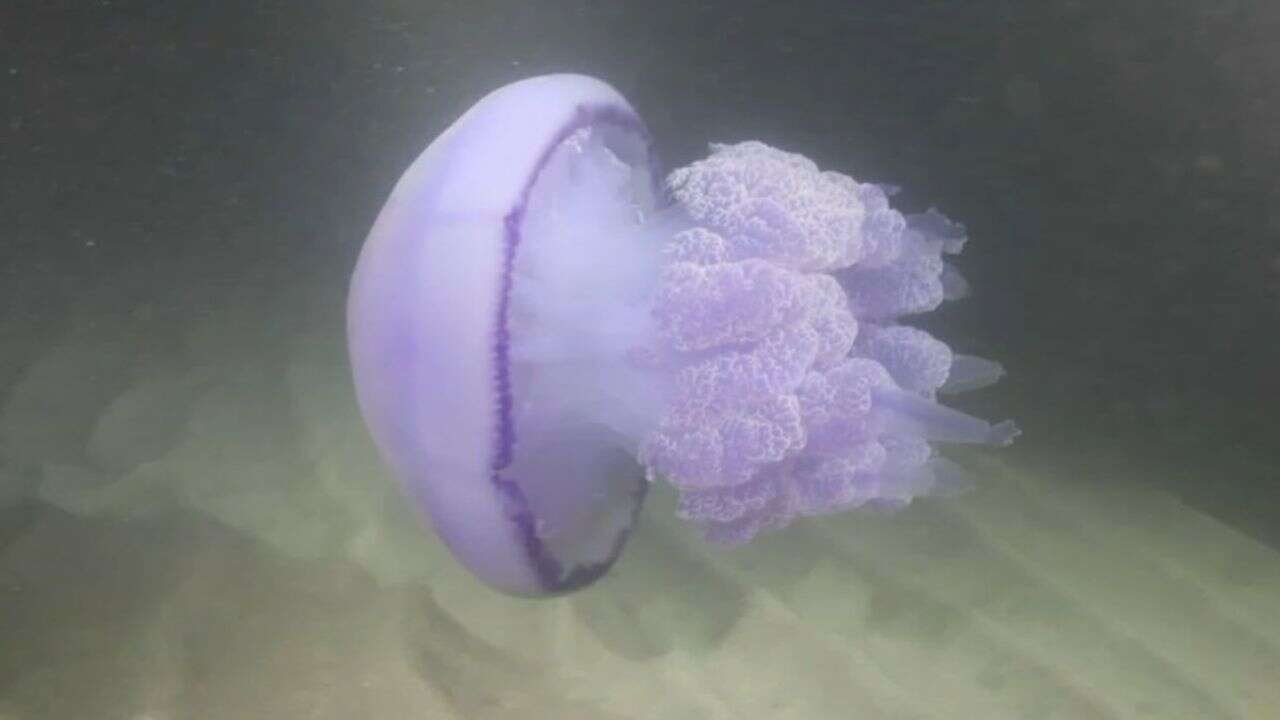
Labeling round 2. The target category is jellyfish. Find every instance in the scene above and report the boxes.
[346,74,1018,597]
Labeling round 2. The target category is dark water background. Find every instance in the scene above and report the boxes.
[4,0,1276,545]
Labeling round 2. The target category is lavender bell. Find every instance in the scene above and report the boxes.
[347,74,1018,596]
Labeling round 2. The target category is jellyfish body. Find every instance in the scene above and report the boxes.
[347,74,1017,596]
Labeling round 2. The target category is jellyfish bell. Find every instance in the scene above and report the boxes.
[347,75,655,596]
[347,73,1018,597]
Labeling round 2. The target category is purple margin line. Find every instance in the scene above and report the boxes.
[489,102,657,595]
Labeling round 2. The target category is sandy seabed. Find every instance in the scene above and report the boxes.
[1,275,1278,720]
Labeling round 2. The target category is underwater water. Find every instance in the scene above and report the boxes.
[3,1,1279,718]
